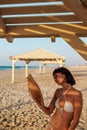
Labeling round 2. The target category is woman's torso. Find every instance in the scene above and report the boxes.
[49,87,74,130]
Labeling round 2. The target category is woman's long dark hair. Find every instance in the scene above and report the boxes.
[53,67,76,86]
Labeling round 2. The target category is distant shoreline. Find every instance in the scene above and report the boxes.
[0,65,87,71]
[0,65,39,71]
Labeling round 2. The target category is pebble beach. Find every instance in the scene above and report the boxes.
[0,66,87,130]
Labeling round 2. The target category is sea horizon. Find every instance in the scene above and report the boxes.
[0,64,87,71]
[0,65,39,71]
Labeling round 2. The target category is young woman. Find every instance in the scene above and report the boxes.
[39,67,83,130]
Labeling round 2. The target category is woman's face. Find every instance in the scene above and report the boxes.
[53,72,66,85]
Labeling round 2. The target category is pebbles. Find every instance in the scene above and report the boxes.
[0,67,87,130]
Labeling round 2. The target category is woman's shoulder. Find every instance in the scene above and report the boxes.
[71,87,82,99]
[72,87,82,93]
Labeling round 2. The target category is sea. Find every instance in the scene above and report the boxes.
[0,66,38,71]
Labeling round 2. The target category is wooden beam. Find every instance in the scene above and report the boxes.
[4,15,81,24]
[77,34,87,37]
[0,0,60,4]
[0,23,87,38]
[6,36,13,43]
[59,33,87,60]
[0,22,87,37]
[0,34,60,38]
[6,23,87,34]
[0,34,87,38]
[38,23,87,35]
[2,24,87,36]
[3,23,86,38]
[0,5,70,15]
[62,0,87,23]
[0,15,6,34]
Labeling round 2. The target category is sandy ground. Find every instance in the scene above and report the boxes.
[0,66,87,130]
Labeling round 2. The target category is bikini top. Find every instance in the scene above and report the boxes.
[55,86,73,115]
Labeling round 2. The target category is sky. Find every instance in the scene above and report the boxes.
[0,2,87,67]
[0,37,87,66]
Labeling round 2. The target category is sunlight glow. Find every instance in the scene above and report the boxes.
[24,28,46,35]
[68,23,87,30]
[39,24,75,35]
[76,49,87,55]
[9,32,19,35]
[0,29,4,33]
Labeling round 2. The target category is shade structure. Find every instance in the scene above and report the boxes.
[0,0,87,60]
[10,48,65,61]
[10,48,65,83]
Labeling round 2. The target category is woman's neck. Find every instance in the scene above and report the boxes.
[62,83,72,95]
[62,83,71,91]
